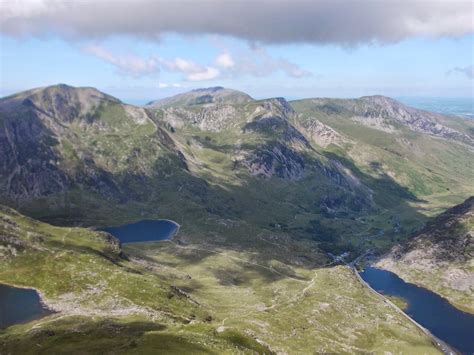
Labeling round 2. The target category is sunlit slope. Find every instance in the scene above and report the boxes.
[1,85,473,256]
[0,205,274,353]
[291,96,474,211]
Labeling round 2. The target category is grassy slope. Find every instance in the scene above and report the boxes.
[291,99,474,206]
[291,100,474,237]
[6,89,469,259]
[0,206,272,354]
[290,99,474,312]
[0,206,439,353]
[124,239,439,354]
[0,88,471,351]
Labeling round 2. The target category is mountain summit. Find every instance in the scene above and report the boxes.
[146,86,253,108]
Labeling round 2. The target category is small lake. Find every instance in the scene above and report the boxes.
[0,284,51,328]
[103,219,179,243]
[360,267,474,355]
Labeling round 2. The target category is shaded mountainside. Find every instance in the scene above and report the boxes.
[0,85,473,257]
[0,84,183,200]
[1,85,380,255]
[1,85,472,352]
[377,197,474,313]
[0,206,439,354]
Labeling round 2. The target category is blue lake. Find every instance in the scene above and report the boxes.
[0,284,51,328]
[360,267,474,355]
[103,219,179,243]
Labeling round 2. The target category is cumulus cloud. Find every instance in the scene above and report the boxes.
[82,45,312,81]
[215,53,235,69]
[450,65,474,79]
[2,0,472,45]
[158,57,221,81]
[222,47,312,78]
[158,82,185,88]
[83,45,159,77]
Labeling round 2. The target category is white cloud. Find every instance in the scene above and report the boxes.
[158,57,220,81]
[82,45,159,77]
[82,44,311,81]
[221,47,313,78]
[158,82,185,88]
[187,67,220,81]
[215,53,235,69]
[1,0,472,45]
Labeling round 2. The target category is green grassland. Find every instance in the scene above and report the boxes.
[0,206,440,353]
[1,86,473,352]
[7,89,473,261]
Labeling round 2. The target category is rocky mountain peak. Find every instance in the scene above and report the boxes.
[0,84,121,123]
[147,86,253,108]
[260,97,295,117]
[365,97,473,145]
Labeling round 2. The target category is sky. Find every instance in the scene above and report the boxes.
[1,0,473,104]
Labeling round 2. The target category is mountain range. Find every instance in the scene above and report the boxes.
[0,84,473,353]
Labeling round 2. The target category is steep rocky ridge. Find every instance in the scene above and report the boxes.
[292,97,474,209]
[0,84,185,202]
[1,85,473,258]
[294,95,474,146]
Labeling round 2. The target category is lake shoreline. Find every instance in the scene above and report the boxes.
[352,267,457,355]
[102,219,180,244]
[374,265,474,315]
[0,282,55,329]
[357,266,474,355]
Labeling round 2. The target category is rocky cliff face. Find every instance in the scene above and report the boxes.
[1,85,472,254]
[391,196,473,262]
[0,84,182,202]
[358,96,473,145]
[296,96,474,146]
[295,117,348,147]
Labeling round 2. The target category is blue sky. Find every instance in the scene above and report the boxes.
[1,1,473,103]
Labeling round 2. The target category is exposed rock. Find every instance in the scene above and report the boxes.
[296,117,348,147]
[162,104,241,132]
[240,143,306,179]
[243,115,310,149]
[260,97,295,117]
[0,84,181,202]
[356,96,473,144]
[147,86,253,108]
[298,96,474,145]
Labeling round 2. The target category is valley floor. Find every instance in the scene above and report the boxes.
[0,207,440,353]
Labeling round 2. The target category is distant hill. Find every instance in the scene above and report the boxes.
[146,86,253,108]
